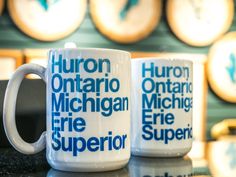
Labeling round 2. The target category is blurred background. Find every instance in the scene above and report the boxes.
[0,0,236,176]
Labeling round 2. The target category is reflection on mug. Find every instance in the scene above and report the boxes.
[47,167,129,177]
[128,156,193,177]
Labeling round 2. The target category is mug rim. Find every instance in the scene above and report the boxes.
[132,57,193,62]
[131,57,193,63]
[48,47,130,56]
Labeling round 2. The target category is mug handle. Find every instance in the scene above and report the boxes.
[3,63,47,154]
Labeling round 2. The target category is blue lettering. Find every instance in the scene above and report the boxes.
[50,131,128,156]
[142,78,155,93]
[142,125,153,140]
[52,131,61,151]
[51,74,63,92]
[87,137,100,152]
[142,109,152,124]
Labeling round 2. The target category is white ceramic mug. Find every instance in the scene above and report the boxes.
[3,48,131,172]
[131,58,193,157]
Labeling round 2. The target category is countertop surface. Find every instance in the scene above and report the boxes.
[0,148,211,177]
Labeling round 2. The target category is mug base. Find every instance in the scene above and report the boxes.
[131,147,191,157]
[47,159,129,172]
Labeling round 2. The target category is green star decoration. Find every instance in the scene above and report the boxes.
[226,53,236,83]
[120,0,139,20]
[37,0,59,11]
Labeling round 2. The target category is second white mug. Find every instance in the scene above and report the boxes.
[131,58,193,157]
